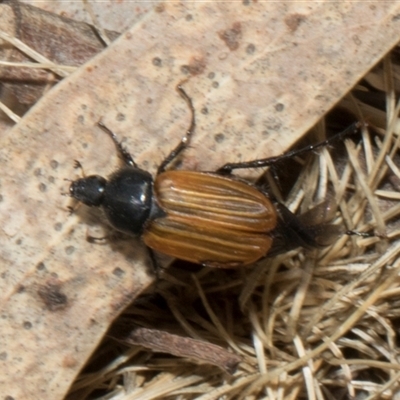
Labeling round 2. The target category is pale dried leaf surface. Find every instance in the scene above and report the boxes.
[30,0,151,32]
[1,2,400,400]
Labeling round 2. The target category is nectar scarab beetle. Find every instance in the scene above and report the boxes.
[69,84,364,269]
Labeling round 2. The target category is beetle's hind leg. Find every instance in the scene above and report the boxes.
[157,84,196,174]
[97,120,138,168]
[217,122,362,175]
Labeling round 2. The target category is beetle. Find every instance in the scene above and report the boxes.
[69,84,363,269]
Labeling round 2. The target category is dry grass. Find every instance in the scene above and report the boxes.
[65,53,400,399]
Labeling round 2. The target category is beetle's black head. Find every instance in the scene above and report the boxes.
[69,175,107,207]
[70,167,159,236]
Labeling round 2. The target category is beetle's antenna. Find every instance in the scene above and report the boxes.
[97,120,137,168]
[157,83,196,174]
[217,121,364,174]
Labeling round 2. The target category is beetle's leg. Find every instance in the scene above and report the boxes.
[217,121,362,174]
[97,120,137,168]
[157,84,196,174]
[86,230,126,243]
[87,233,108,243]
[67,205,76,215]
[146,246,163,280]
[345,230,374,238]
[73,160,86,176]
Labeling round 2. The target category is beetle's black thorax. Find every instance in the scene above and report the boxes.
[102,167,155,236]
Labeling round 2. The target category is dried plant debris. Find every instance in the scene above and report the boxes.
[0,0,119,110]
[67,54,400,399]
[109,324,242,374]
[2,2,400,400]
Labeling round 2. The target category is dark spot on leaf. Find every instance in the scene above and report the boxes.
[50,160,58,169]
[36,262,45,271]
[23,321,32,329]
[113,267,125,278]
[155,3,165,13]
[186,56,207,76]
[38,282,69,311]
[246,43,255,54]
[65,246,75,255]
[180,65,190,75]
[152,57,162,67]
[218,22,242,51]
[285,13,306,33]
[17,285,25,293]
[215,133,225,143]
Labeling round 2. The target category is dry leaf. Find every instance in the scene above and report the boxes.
[1,2,400,399]
[0,1,120,106]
